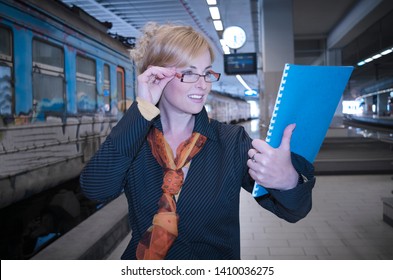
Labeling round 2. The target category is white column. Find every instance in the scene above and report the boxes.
[259,0,294,138]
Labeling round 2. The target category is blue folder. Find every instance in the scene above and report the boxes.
[252,64,354,197]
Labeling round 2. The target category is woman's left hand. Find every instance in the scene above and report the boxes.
[247,124,298,191]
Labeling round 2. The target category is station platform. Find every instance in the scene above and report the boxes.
[104,174,393,260]
[33,119,393,260]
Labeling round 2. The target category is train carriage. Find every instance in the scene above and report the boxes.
[0,0,135,210]
[206,90,251,124]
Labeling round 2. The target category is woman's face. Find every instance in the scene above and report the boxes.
[160,49,213,115]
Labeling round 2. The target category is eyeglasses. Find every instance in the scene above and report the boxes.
[175,71,221,83]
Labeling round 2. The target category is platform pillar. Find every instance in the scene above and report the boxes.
[377,93,389,116]
[258,0,294,138]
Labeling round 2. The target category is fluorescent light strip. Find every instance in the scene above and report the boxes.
[213,20,223,31]
[219,39,226,48]
[209,7,220,20]
[357,47,393,66]
[381,48,392,55]
[222,46,230,54]
[220,39,230,54]
[206,0,217,5]
[236,75,252,91]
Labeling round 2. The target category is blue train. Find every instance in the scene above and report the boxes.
[0,0,251,259]
[0,0,135,209]
[0,0,135,258]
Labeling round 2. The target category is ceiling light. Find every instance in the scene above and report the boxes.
[356,46,393,66]
[213,20,223,31]
[381,48,393,55]
[236,75,252,91]
[209,7,220,20]
[222,45,230,54]
[220,39,230,54]
[206,0,217,5]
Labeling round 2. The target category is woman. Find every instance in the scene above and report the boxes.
[80,22,315,260]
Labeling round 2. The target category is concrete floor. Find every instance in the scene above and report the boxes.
[107,174,393,260]
[239,174,393,260]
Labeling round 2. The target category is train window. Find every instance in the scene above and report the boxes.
[32,40,65,120]
[116,67,126,112]
[0,27,12,59]
[0,26,13,117]
[76,55,96,113]
[103,64,110,112]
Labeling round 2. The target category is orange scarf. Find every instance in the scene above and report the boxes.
[136,127,207,259]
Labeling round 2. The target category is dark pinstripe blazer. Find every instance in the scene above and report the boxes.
[80,101,315,260]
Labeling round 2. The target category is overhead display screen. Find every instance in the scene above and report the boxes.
[224,53,257,75]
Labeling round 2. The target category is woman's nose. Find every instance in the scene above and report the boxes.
[195,76,208,89]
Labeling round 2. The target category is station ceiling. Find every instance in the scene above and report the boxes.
[60,0,393,98]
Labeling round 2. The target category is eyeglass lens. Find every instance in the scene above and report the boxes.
[181,72,220,83]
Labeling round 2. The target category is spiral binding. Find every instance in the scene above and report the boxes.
[266,64,291,143]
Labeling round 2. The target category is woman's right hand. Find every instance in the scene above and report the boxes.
[137,66,176,105]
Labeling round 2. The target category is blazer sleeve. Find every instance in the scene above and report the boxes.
[255,153,316,223]
[79,101,153,202]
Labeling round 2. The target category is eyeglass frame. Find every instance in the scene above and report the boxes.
[175,71,221,83]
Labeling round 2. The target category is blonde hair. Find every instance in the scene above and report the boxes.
[130,22,215,74]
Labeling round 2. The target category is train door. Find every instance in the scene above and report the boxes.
[116,66,126,112]
[0,26,13,120]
